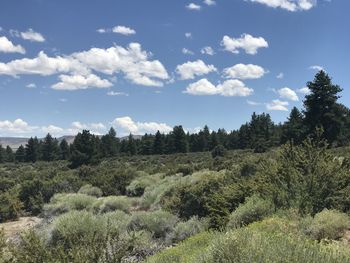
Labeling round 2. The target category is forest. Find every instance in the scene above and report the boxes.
[0,71,350,262]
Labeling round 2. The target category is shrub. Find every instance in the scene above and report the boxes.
[227,195,274,229]
[47,193,96,212]
[128,210,179,239]
[176,165,193,176]
[78,184,103,197]
[211,145,227,158]
[170,216,209,243]
[303,209,350,240]
[126,174,161,197]
[92,196,137,214]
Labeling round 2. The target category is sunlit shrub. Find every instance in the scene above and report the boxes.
[78,184,103,197]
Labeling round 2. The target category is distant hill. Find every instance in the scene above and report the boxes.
[0,135,142,150]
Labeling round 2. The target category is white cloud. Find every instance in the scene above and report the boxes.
[200,46,215,55]
[69,121,106,135]
[309,65,324,71]
[0,119,37,135]
[26,83,36,88]
[176,60,217,80]
[221,34,268,55]
[247,100,262,106]
[297,86,311,95]
[184,78,253,97]
[112,25,136,35]
[186,3,201,10]
[59,98,67,102]
[277,87,299,101]
[185,32,192,38]
[266,99,289,111]
[52,74,113,90]
[223,63,266,79]
[182,48,194,55]
[0,36,25,54]
[41,125,64,135]
[0,43,169,87]
[20,28,45,42]
[204,0,216,5]
[107,91,129,96]
[246,0,316,12]
[112,116,172,135]
[276,72,284,79]
[97,28,107,33]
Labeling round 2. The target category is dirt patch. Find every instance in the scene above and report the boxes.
[0,217,43,241]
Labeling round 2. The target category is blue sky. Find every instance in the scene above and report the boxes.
[0,0,349,137]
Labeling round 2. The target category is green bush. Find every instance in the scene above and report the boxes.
[78,184,103,197]
[303,209,350,240]
[128,210,179,239]
[227,195,274,229]
[170,216,209,243]
[92,196,137,214]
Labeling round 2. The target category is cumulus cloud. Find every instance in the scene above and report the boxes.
[41,125,64,134]
[184,78,253,97]
[247,100,262,106]
[52,74,113,90]
[182,48,194,55]
[204,0,216,5]
[309,65,324,71]
[186,3,201,10]
[0,119,37,135]
[297,86,311,95]
[266,99,289,111]
[221,34,268,55]
[200,46,215,55]
[0,36,25,54]
[112,25,136,35]
[112,116,172,135]
[246,0,316,12]
[20,28,45,42]
[223,64,266,79]
[277,87,299,101]
[0,43,169,88]
[96,28,107,33]
[176,60,217,80]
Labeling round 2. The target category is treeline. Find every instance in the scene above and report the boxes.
[0,71,350,168]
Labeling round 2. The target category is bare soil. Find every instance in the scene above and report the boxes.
[0,217,42,241]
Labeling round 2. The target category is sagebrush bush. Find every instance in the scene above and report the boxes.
[43,193,96,217]
[126,174,162,197]
[78,184,103,197]
[169,216,209,243]
[92,196,137,214]
[227,195,274,229]
[128,210,179,239]
[303,209,350,240]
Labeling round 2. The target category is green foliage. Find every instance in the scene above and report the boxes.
[227,195,274,229]
[128,210,179,239]
[302,209,350,240]
[211,145,227,158]
[78,184,103,197]
[0,187,23,222]
[92,195,137,214]
[170,216,209,243]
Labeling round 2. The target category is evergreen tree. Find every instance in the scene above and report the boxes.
[69,130,99,168]
[5,146,14,162]
[153,130,164,154]
[25,137,39,163]
[171,125,188,153]
[127,134,137,155]
[281,107,305,144]
[59,139,70,160]
[101,127,119,157]
[15,145,26,162]
[0,144,4,163]
[41,133,59,161]
[303,70,348,144]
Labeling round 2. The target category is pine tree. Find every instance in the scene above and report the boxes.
[101,127,119,157]
[303,70,348,144]
[127,134,137,155]
[25,137,39,163]
[281,107,305,144]
[0,144,4,163]
[5,146,14,162]
[153,130,164,154]
[59,139,70,160]
[41,133,59,161]
[171,125,188,153]
[15,145,26,162]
